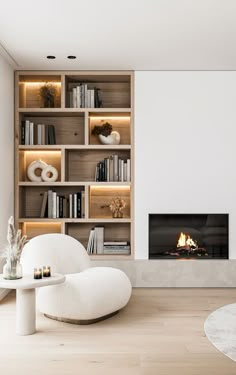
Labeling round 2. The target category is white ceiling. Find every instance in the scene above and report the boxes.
[1,0,236,70]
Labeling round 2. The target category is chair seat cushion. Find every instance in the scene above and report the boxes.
[37,267,132,321]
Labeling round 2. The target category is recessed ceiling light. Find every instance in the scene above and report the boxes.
[67,55,76,59]
[47,55,56,59]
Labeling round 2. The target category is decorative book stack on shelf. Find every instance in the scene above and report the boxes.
[15,71,134,259]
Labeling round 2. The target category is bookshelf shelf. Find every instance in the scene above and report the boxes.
[18,108,132,114]
[18,181,131,187]
[15,71,134,259]
[19,145,131,150]
[19,218,132,223]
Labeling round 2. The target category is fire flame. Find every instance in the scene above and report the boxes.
[177,232,197,248]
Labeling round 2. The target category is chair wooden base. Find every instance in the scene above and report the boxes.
[44,310,119,325]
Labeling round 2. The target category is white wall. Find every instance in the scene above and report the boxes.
[0,55,14,248]
[135,71,236,260]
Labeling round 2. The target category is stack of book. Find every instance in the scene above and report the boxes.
[40,190,85,219]
[95,155,131,182]
[103,241,130,255]
[87,227,130,255]
[21,121,56,145]
[69,84,102,108]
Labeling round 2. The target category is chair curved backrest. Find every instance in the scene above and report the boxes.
[21,233,91,275]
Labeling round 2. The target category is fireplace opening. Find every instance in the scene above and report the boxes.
[149,214,228,259]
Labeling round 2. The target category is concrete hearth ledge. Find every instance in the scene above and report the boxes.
[91,260,236,287]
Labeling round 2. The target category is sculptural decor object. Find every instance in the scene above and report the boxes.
[39,83,56,108]
[27,160,58,182]
[92,121,120,145]
[109,197,126,218]
[3,216,27,280]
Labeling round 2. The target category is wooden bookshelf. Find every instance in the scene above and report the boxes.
[15,71,134,259]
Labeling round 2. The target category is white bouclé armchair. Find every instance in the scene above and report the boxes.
[21,234,132,324]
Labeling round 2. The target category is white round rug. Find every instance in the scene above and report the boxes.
[204,303,236,361]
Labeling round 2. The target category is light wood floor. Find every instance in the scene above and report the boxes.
[0,288,236,375]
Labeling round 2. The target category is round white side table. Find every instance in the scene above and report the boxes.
[0,273,65,336]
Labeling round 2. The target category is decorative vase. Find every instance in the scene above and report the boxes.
[99,131,120,145]
[112,209,124,219]
[3,257,23,280]
[43,95,55,108]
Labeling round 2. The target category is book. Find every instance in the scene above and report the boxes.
[84,84,88,108]
[94,88,102,108]
[127,159,131,182]
[56,195,59,218]
[93,229,97,254]
[104,241,129,246]
[41,124,45,145]
[109,157,114,181]
[45,125,49,145]
[106,157,110,182]
[95,163,99,181]
[113,155,119,181]
[81,85,85,107]
[77,192,81,218]
[37,124,41,145]
[119,159,124,182]
[72,87,77,108]
[124,162,127,182]
[40,192,48,218]
[63,197,68,218]
[90,89,95,108]
[73,193,77,218]
[95,227,104,254]
[103,248,130,255]
[21,121,25,144]
[48,125,56,145]
[47,190,53,218]
[29,122,34,145]
[69,91,73,108]
[52,192,57,219]
[59,196,64,218]
[76,86,81,108]
[87,89,91,108]
[103,245,131,250]
[87,228,95,254]
[81,191,85,218]
[25,120,30,145]
[69,194,73,218]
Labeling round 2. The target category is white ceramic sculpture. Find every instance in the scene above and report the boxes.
[27,160,48,182]
[41,165,58,182]
[27,160,58,182]
[99,131,121,145]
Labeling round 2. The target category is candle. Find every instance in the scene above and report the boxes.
[34,268,42,279]
[43,266,51,277]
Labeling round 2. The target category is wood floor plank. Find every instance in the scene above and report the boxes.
[0,288,236,374]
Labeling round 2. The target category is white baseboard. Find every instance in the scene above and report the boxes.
[0,288,9,301]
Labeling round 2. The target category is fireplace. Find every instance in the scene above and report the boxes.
[149,214,228,259]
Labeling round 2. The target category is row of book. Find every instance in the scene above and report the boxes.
[95,155,131,182]
[87,227,130,255]
[40,190,85,218]
[21,121,56,145]
[69,84,102,108]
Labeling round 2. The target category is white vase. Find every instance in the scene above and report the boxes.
[98,131,120,145]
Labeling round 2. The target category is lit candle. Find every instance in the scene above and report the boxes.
[43,266,51,277]
[34,268,42,279]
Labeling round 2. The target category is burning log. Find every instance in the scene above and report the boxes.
[164,232,208,257]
